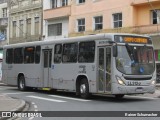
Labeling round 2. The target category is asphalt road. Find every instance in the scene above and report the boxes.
[0,85,160,120]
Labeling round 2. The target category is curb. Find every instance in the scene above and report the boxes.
[0,82,7,86]
[0,97,26,120]
[11,100,26,112]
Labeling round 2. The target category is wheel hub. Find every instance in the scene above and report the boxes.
[80,84,86,94]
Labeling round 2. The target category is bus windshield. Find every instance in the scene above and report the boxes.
[116,45,155,75]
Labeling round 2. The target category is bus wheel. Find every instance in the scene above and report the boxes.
[18,76,26,91]
[79,78,90,99]
[115,94,124,99]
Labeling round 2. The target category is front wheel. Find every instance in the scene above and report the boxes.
[18,76,26,91]
[79,78,90,99]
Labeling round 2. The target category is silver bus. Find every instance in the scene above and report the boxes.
[2,33,156,98]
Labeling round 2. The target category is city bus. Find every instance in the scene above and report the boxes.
[2,33,156,99]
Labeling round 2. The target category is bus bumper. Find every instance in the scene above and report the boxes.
[112,83,155,95]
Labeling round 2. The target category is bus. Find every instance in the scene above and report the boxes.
[2,33,156,99]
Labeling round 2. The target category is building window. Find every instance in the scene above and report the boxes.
[62,0,68,6]
[48,23,62,36]
[113,13,122,28]
[0,29,6,40]
[51,0,57,8]
[12,21,16,38]
[27,18,31,36]
[152,10,160,24]
[35,17,39,35]
[77,18,85,32]
[94,16,103,30]
[19,20,23,37]
[78,0,85,4]
[2,8,7,17]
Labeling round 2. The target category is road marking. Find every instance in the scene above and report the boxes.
[49,95,91,102]
[31,102,35,105]
[4,92,34,95]
[126,95,158,100]
[34,105,38,109]
[27,96,66,102]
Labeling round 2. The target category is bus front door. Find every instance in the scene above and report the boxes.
[43,50,52,88]
[98,47,111,93]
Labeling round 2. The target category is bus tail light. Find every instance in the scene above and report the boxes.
[116,76,126,86]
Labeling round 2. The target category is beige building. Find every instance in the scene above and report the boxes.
[45,0,160,61]
[9,0,43,44]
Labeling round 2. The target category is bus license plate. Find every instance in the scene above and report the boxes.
[136,87,143,92]
[127,81,141,86]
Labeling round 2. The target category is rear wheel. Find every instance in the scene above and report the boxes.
[18,76,26,91]
[79,78,90,99]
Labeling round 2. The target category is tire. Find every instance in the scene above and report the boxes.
[115,94,124,99]
[18,76,26,91]
[79,78,90,99]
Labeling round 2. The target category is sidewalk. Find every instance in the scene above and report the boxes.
[0,82,26,119]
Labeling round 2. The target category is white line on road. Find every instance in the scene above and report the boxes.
[27,96,66,102]
[126,95,158,100]
[3,92,35,95]
[34,105,38,109]
[31,102,35,105]
[49,95,91,102]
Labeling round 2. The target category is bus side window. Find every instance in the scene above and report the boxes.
[35,46,41,64]
[24,47,35,64]
[6,49,13,64]
[14,48,23,64]
[54,44,62,63]
[78,41,95,63]
[62,43,78,63]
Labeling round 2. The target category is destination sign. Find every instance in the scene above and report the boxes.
[124,37,148,44]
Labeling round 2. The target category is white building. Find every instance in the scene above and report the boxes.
[43,0,71,40]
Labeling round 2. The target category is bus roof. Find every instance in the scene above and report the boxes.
[3,33,150,49]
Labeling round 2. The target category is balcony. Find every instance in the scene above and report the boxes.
[69,24,160,37]
[0,18,8,28]
[43,6,71,20]
[10,3,42,14]
[131,0,160,6]
[9,35,41,44]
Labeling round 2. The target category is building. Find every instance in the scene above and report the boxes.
[43,0,71,40]
[0,0,8,48]
[8,0,43,44]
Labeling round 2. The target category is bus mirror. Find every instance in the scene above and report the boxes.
[113,45,117,57]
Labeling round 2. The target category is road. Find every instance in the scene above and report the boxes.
[0,85,160,120]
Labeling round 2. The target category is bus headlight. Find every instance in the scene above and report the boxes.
[116,76,126,86]
[151,80,156,85]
